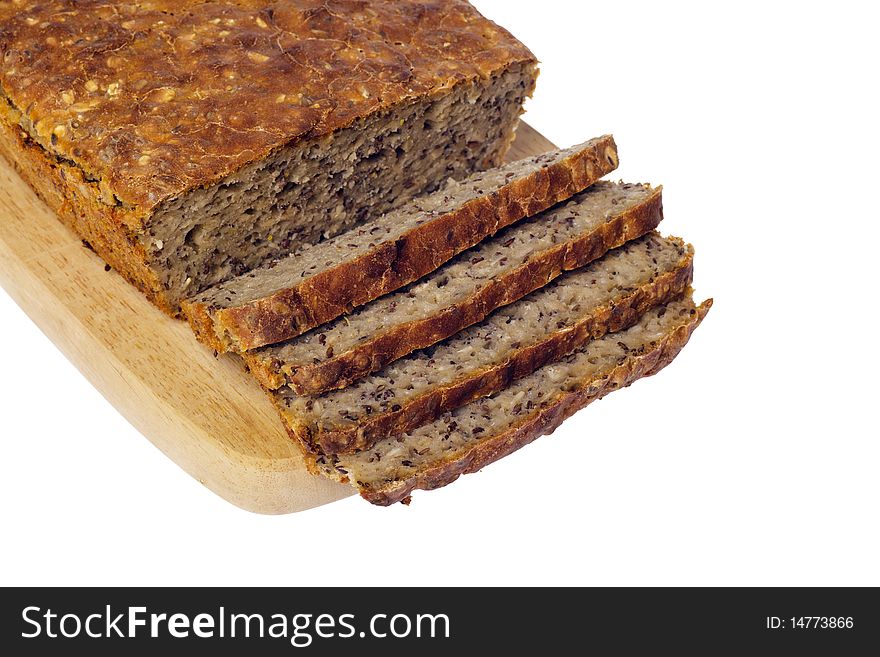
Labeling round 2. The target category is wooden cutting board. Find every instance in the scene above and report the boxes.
[0,122,555,514]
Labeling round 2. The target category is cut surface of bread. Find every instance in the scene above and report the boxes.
[246,181,663,394]
[273,233,694,455]
[0,1,537,313]
[314,294,711,505]
[183,137,619,351]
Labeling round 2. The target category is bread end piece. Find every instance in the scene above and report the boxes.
[362,296,712,506]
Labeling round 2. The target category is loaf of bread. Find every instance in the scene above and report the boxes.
[314,294,711,505]
[272,233,694,455]
[183,137,619,352]
[0,0,538,314]
[1,2,712,509]
[246,181,663,394]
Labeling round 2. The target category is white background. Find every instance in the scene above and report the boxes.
[1,1,878,586]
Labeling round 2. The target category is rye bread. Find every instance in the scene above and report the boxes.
[0,1,537,314]
[314,294,712,505]
[272,233,694,455]
[183,136,619,352]
[246,181,663,394]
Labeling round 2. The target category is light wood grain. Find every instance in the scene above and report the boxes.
[0,121,555,514]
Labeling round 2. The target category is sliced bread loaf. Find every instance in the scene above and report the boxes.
[183,137,619,352]
[272,233,694,455]
[314,294,711,505]
[246,181,663,394]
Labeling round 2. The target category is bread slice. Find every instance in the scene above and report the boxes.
[246,181,663,394]
[183,137,619,352]
[272,233,694,455]
[314,294,711,505]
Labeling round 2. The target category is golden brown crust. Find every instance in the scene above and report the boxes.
[245,187,664,393]
[0,96,175,311]
[361,298,712,506]
[285,245,694,455]
[0,0,536,213]
[184,135,620,352]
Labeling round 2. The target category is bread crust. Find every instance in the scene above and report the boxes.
[359,298,712,506]
[0,99,173,310]
[0,0,535,213]
[281,244,694,455]
[246,187,664,393]
[184,135,620,352]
